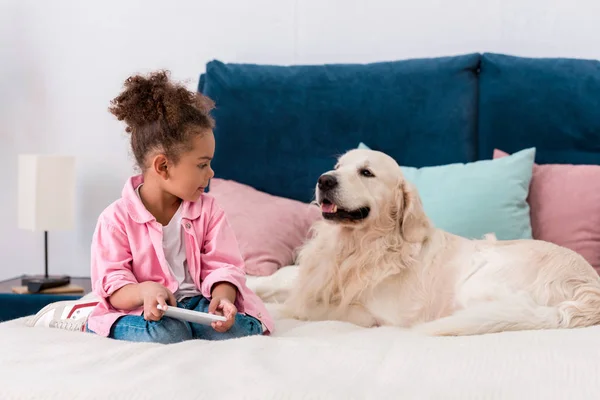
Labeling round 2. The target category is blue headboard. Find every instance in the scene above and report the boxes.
[198,53,600,203]
[477,53,600,164]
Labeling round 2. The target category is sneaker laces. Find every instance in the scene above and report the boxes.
[50,319,85,332]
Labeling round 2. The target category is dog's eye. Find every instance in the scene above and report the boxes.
[360,168,375,178]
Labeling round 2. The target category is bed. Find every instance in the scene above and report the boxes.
[2,266,600,399]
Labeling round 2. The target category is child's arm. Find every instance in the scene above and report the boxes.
[111,281,176,321]
[91,216,176,320]
[91,216,140,308]
[109,282,144,310]
[200,200,247,312]
[210,281,237,304]
[91,216,138,305]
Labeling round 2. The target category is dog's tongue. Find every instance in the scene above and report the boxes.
[321,203,337,213]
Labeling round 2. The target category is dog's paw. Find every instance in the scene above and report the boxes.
[410,321,460,337]
[275,302,304,321]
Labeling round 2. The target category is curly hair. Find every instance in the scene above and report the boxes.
[109,70,215,170]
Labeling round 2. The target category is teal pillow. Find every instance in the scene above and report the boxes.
[357,143,535,240]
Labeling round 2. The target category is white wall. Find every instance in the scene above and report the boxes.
[1,0,599,281]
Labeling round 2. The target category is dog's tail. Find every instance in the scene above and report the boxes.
[412,286,600,336]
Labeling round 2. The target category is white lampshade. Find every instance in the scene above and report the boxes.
[18,154,76,231]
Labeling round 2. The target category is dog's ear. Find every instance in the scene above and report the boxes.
[395,180,430,243]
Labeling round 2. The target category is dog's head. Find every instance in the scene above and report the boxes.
[316,149,430,242]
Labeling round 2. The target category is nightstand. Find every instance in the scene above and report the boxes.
[0,276,92,322]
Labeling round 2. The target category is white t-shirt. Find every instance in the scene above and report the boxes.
[136,184,201,301]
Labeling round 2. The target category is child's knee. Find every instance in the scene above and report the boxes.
[149,318,193,344]
[229,314,264,338]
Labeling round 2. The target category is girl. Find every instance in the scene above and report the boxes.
[84,70,274,344]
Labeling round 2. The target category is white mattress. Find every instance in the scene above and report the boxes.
[2,266,600,399]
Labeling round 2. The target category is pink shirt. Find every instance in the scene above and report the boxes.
[87,175,274,337]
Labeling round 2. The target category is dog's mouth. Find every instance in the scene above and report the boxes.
[320,198,370,222]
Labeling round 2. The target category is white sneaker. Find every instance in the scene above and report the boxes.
[26,299,99,332]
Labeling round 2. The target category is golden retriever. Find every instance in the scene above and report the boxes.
[283,149,600,336]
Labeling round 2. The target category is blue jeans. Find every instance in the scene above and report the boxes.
[101,296,263,344]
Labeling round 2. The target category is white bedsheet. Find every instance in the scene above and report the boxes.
[2,266,600,399]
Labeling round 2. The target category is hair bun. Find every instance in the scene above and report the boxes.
[109,70,204,133]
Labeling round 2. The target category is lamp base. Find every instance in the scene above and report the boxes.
[21,275,71,293]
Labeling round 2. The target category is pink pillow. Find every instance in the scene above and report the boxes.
[207,178,322,276]
[494,149,600,273]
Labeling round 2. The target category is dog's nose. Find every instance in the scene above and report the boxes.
[318,174,338,191]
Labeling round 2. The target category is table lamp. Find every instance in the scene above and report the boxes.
[17,154,76,293]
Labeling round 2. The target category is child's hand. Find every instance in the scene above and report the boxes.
[208,297,237,332]
[209,282,238,332]
[139,282,176,321]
